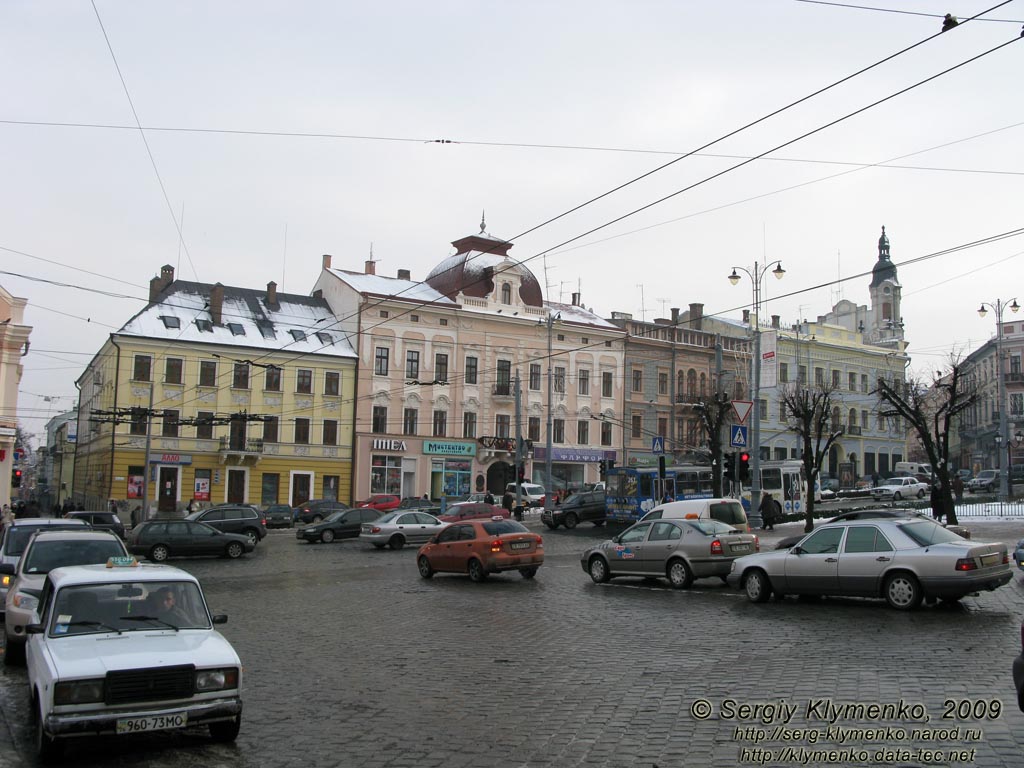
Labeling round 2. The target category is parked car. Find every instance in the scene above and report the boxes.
[506,483,545,507]
[355,494,402,513]
[870,476,930,501]
[63,510,126,539]
[968,470,999,493]
[0,518,89,614]
[729,518,1011,610]
[263,504,295,528]
[293,499,349,524]
[542,491,606,529]
[640,498,749,531]
[359,511,448,550]
[1014,617,1024,712]
[396,497,436,509]
[581,518,759,588]
[3,529,128,665]
[127,520,255,561]
[25,561,242,758]
[185,506,266,546]
[1013,538,1024,570]
[296,508,382,544]
[417,518,544,582]
[437,502,509,523]
[775,509,971,551]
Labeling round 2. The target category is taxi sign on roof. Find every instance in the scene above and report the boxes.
[106,556,139,568]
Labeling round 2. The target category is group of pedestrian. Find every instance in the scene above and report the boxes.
[758,492,782,531]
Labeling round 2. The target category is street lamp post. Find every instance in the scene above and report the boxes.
[729,260,785,527]
[978,297,1020,502]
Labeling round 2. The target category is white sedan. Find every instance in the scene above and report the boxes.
[871,476,930,501]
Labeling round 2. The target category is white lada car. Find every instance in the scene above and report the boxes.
[25,558,242,759]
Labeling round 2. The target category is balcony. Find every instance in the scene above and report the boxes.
[1006,372,1023,383]
[492,384,513,399]
[218,436,264,465]
[845,425,862,436]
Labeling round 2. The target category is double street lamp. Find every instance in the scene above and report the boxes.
[729,260,785,526]
[977,297,1019,502]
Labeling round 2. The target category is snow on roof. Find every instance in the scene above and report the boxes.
[328,268,456,305]
[119,282,356,358]
[545,301,620,330]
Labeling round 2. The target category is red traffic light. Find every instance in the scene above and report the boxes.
[740,453,749,462]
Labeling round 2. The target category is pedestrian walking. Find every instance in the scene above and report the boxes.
[952,476,964,503]
[931,483,944,523]
[502,490,514,517]
[759,492,776,531]
[484,491,495,505]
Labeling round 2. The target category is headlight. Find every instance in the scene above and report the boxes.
[195,667,239,692]
[1,575,10,588]
[11,592,38,611]
[54,679,105,705]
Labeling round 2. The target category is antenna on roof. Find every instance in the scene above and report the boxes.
[480,210,486,234]
[281,222,288,292]
[637,284,647,322]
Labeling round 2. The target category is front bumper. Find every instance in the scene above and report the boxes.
[46,696,242,738]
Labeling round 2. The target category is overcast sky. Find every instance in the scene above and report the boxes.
[3,1,1022,444]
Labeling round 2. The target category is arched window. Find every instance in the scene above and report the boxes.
[831,406,841,431]
[699,373,707,396]
[501,283,512,304]
[677,370,685,395]
[849,408,857,427]
[687,369,697,396]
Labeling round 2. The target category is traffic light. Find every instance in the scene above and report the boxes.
[658,455,666,479]
[598,460,607,480]
[11,468,22,488]
[739,452,751,483]
[723,453,735,482]
[517,463,526,483]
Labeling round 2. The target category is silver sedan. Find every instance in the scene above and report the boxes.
[728,518,1011,610]
[580,519,759,588]
[359,511,448,550]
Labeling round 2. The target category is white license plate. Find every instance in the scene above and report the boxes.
[115,713,187,735]
[981,554,1000,567]
[510,542,531,551]
[733,544,751,552]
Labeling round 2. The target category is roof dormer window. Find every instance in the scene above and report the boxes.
[290,329,307,342]
[159,315,180,329]
[501,283,512,304]
[227,323,245,336]
[195,319,213,333]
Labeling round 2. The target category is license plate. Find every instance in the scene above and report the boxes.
[116,713,187,735]
[732,544,751,552]
[510,541,532,551]
[981,554,1000,567]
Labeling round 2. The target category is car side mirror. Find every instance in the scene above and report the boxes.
[26,624,43,635]
[429,535,439,544]
[212,614,228,625]
[790,546,804,555]
[0,563,14,575]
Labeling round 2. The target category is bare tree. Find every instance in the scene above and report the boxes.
[779,381,844,532]
[876,359,977,526]
[687,392,733,496]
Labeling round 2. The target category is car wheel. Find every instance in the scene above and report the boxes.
[35,701,62,759]
[225,542,244,559]
[243,528,260,546]
[667,559,694,589]
[417,555,434,579]
[893,492,902,500]
[519,567,538,580]
[917,490,925,499]
[467,558,487,582]
[743,569,772,603]
[884,572,922,610]
[563,512,579,530]
[593,520,605,527]
[209,715,241,743]
[312,515,323,523]
[388,535,405,551]
[150,544,170,562]
[588,556,610,584]
[3,637,24,666]
[321,529,335,544]
[544,522,557,530]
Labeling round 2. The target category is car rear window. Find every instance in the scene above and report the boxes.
[482,521,529,535]
[709,502,746,526]
[900,521,965,546]
[689,520,739,535]
[24,539,127,574]
[7,525,85,556]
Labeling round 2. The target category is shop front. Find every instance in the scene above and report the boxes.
[532,447,615,493]
[358,436,477,502]
[424,439,475,499]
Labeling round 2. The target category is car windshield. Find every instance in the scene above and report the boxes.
[49,580,211,636]
[23,539,127,574]
[689,520,739,535]
[482,521,529,535]
[7,526,81,557]
[900,521,965,546]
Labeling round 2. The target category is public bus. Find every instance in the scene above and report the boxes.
[740,460,817,515]
[605,465,714,523]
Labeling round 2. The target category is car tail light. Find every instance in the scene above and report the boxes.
[710,539,723,555]
[955,558,977,571]
[371,526,382,534]
[1004,554,1010,564]
[754,535,760,552]
[535,536,543,547]
[491,539,502,553]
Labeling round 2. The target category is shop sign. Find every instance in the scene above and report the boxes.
[371,439,407,452]
[627,454,659,467]
[478,436,516,451]
[533,447,613,463]
[148,454,193,465]
[423,440,475,457]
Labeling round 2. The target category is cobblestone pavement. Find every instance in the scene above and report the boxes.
[2,516,1024,768]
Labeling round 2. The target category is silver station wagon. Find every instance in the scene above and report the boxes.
[728,518,1012,610]
[580,518,758,588]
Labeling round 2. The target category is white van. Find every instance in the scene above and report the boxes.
[639,498,749,531]
[506,483,546,506]
[893,462,932,479]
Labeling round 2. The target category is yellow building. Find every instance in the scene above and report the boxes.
[74,266,357,515]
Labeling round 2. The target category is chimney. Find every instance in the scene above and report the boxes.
[322,254,332,270]
[689,303,704,331]
[397,269,411,281]
[771,314,780,329]
[266,281,278,307]
[209,283,225,326]
[148,264,175,303]
[312,289,323,299]
[571,292,581,307]
[742,309,750,325]
[364,260,376,275]
[671,307,680,324]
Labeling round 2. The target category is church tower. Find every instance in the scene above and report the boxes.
[868,226,903,343]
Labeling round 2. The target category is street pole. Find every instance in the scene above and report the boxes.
[979,298,1019,502]
[142,383,154,520]
[514,370,524,519]
[545,311,556,510]
[715,335,725,497]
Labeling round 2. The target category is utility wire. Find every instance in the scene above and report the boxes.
[793,0,1024,23]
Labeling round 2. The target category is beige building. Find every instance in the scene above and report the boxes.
[0,283,32,505]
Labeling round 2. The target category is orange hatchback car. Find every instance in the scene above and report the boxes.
[417,518,544,582]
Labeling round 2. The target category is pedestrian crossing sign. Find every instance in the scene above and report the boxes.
[730,425,748,448]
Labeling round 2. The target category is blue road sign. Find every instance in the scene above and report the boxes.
[651,436,665,454]
[730,425,748,448]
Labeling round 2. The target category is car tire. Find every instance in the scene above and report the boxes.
[321,529,335,544]
[519,567,538,580]
[884,572,923,610]
[388,535,405,551]
[667,559,694,589]
[417,555,434,579]
[563,512,579,530]
[34,701,62,760]
[544,522,557,530]
[467,558,487,582]
[225,542,244,559]
[243,528,260,546]
[893,492,902,500]
[3,637,24,666]
[209,715,241,743]
[743,569,772,603]
[588,556,610,584]
[149,544,170,562]
[917,490,925,499]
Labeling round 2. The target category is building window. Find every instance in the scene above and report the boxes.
[798,365,807,385]
[687,369,697,396]
[263,416,279,443]
[578,421,589,444]
[849,409,858,428]
[370,455,403,494]
[296,369,313,394]
[528,417,541,442]
[233,362,250,389]
[496,360,511,395]
[815,367,824,386]
[554,367,566,394]
[164,357,183,385]
[324,371,340,396]
[601,421,612,446]
[432,410,447,438]
[465,356,478,385]
[196,411,215,440]
[372,406,388,434]
[406,350,420,380]
[1010,393,1023,418]
[258,366,278,391]
[631,414,642,439]
[463,412,477,439]
[632,370,643,393]
[848,372,857,391]
[403,408,418,436]
[133,355,151,382]
[760,399,768,421]
[501,283,512,304]
[779,363,789,383]
[435,353,448,383]
[862,409,870,429]
[323,419,338,446]
[129,408,147,436]
[529,364,541,391]
[553,419,565,443]
[658,372,668,396]
[375,347,390,376]
[579,369,590,396]
[700,373,707,396]
[832,370,841,388]
[380,310,389,319]
[861,374,869,393]
[199,360,217,387]
[603,371,613,398]
[658,418,667,438]
[439,318,448,326]
[261,473,279,506]
[294,418,310,444]
[557,334,565,342]
[162,410,179,438]
[496,414,511,438]
[687,420,699,446]
[411,314,419,323]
